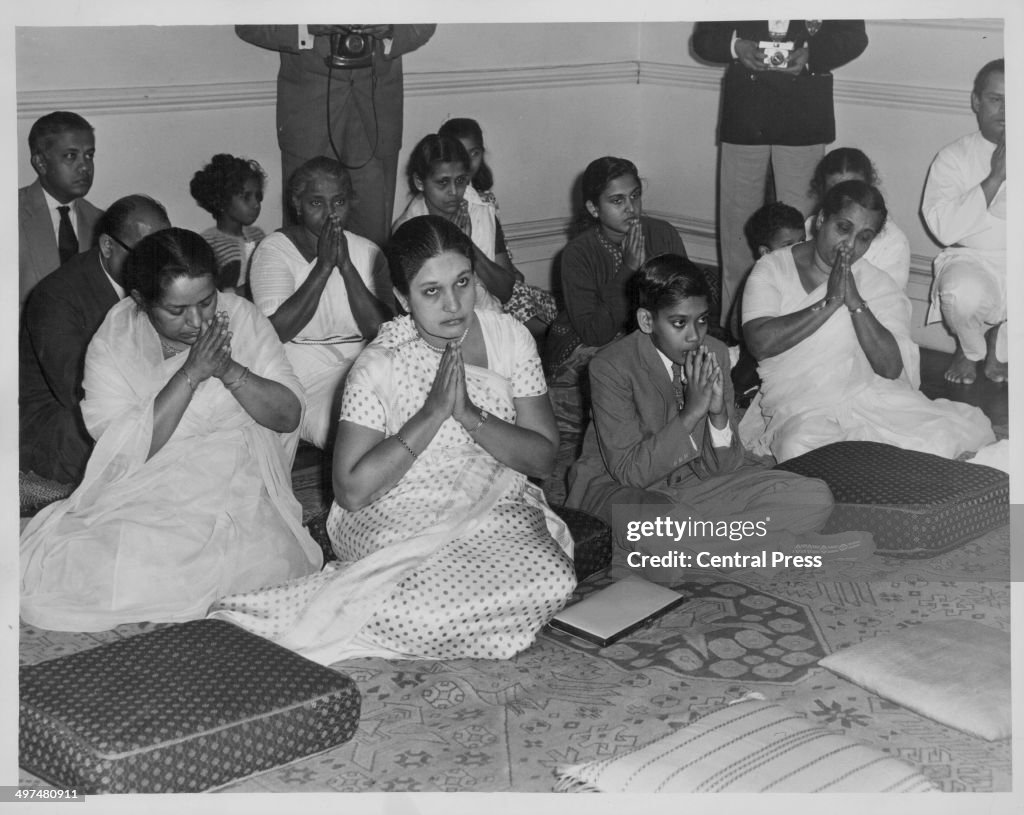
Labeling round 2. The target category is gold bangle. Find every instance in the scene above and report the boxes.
[394,432,418,459]
[225,366,251,392]
[176,367,197,393]
[811,296,838,312]
[849,302,869,315]
[465,409,489,434]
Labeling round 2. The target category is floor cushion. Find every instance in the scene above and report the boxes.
[773,441,1008,557]
[555,698,936,793]
[304,504,613,583]
[20,619,361,794]
[819,619,1010,741]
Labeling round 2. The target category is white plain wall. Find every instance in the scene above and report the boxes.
[15,19,1008,348]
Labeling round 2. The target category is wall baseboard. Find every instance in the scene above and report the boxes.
[505,211,948,350]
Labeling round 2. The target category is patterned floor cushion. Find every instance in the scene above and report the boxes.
[20,619,361,794]
[774,441,1008,557]
[304,504,612,582]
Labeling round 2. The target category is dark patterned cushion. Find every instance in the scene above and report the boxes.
[774,441,1008,557]
[304,504,612,582]
[20,619,360,794]
[552,504,613,581]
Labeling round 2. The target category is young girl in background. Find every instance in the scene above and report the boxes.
[543,156,690,503]
[190,154,267,295]
[438,117,558,337]
[807,148,911,292]
[394,133,553,338]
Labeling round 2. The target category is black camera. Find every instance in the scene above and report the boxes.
[759,40,794,68]
[325,28,375,70]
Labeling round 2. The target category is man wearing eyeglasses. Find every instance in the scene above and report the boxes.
[20,195,170,484]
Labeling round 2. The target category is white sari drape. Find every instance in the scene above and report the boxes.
[210,312,575,664]
[740,250,994,462]
[20,294,322,632]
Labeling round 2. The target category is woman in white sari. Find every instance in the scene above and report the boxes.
[210,215,576,663]
[21,228,322,632]
[740,180,994,463]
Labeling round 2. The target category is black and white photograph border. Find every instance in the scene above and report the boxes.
[4,0,1021,813]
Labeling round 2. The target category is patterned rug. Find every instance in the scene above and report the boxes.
[18,524,1010,794]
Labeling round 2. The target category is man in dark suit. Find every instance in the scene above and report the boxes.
[691,21,868,338]
[20,195,171,484]
[566,254,834,580]
[236,24,436,247]
[19,111,104,309]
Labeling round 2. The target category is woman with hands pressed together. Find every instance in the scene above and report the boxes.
[209,215,576,664]
[740,180,994,462]
[21,228,322,632]
[544,156,689,502]
[249,156,392,450]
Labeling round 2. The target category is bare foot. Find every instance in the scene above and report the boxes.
[984,354,1008,383]
[944,349,977,384]
[983,325,1008,382]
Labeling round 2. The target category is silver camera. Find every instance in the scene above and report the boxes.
[759,40,794,68]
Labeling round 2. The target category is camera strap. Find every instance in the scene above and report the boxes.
[324,58,381,171]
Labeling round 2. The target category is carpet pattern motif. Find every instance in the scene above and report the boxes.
[19,525,1010,794]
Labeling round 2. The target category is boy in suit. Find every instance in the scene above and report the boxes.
[19,111,103,308]
[567,253,839,581]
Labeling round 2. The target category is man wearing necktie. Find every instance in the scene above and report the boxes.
[19,111,104,309]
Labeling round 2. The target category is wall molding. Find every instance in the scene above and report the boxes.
[639,61,974,116]
[17,81,276,118]
[15,62,639,118]
[871,18,1002,32]
[18,59,977,119]
[406,61,636,96]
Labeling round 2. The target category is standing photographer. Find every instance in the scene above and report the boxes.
[236,24,436,247]
[691,20,867,340]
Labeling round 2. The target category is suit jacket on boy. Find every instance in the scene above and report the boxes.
[19,178,102,308]
[567,330,743,518]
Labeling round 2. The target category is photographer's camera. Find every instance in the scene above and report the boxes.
[759,40,793,68]
[326,28,375,70]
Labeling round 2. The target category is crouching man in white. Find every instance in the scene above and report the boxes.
[922,58,1007,385]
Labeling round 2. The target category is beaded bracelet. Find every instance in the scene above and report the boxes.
[394,432,418,459]
[225,366,251,392]
[176,367,197,393]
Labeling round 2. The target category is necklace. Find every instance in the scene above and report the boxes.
[595,228,624,272]
[419,323,471,353]
[160,339,185,358]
